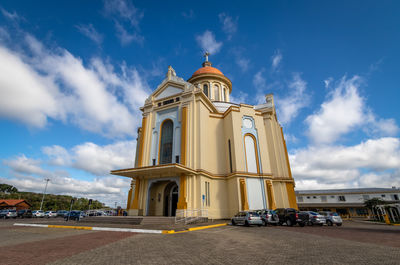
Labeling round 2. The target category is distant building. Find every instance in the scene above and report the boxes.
[112,56,297,219]
[0,199,31,210]
[296,188,400,217]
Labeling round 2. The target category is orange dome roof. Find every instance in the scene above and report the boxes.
[191,66,224,77]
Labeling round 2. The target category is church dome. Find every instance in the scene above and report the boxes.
[191,65,224,78]
[187,56,232,94]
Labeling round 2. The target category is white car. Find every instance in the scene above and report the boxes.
[45,211,58,218]
[32,210,45,217]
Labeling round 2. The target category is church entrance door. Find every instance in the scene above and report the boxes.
[164,182,178,217]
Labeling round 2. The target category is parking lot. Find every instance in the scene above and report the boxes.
[0,218,399,265]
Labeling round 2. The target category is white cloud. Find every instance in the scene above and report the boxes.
[271,50,282,71]
[103,0,144,46]
[236,58,249,72]
[291,137,400,189]
[72,141,135,176]
[230,90,249,104]
[114,21,144,45]
[218,13,238,40]
[76,24,103,44]
[0,32,150,137]
[0,27,10,41]
[3,140,136,206]
[231,47,250,72]
[4,155,51,178]
[0,7,20,21]
[0,46,62,128]
[104,0,143,28]
[276,73,309,125]
[0,174,130,207]
[306,75,398,145]
[253,68,267,88]
[195,30,222,55]
[324,77,333,88]
[253,68,269,105]
[43,140,135,176]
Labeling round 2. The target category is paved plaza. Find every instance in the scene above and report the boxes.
[0,219,399,265]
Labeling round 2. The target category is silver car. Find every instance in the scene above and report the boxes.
[256,209,279,226]
[0,209,17,219]
[305,211,326,226]
[319,211,343,226]
[231,211,263,226]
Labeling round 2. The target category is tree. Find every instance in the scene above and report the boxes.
[0,183,18,193]
[364,198,386,220]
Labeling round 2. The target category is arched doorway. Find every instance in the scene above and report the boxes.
[164,182,178,217]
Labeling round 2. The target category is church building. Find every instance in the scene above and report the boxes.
[111,55,298,219]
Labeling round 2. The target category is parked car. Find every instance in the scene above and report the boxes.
[319,211,343,226]
[304,211,325,226]
[45,211,58,218]
[256,209,279,226]
[231,211,263,226]
[0,209,17,219]
[32,210,45,218]
[56,210,69,217]
[274,208,308,227]
[17,209,33,218]
[65,210,84,221]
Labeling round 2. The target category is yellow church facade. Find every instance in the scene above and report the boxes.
[111,58,298,219]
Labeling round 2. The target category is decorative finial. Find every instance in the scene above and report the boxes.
[202,52,212,67]
[204,51,210,62]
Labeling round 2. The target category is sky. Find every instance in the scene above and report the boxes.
[0,0,400,207]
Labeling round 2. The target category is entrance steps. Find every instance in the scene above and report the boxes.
[140,217,175,225]
[80,216,175,225]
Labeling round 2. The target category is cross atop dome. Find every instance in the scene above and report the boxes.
[204,51,210,62]
[202,51,212,67]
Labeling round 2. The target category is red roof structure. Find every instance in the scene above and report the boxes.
[0,199,31,210]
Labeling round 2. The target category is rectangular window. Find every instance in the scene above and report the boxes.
[205,181,210,207]
[381,194,386,198]
[228,139,233,173]
[338,196,346,202]
[392,194,399,201]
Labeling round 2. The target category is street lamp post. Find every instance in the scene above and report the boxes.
[39,178,50,211]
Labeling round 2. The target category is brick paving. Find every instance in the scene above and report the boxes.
[0,231,134,265]
[0,219,399,265]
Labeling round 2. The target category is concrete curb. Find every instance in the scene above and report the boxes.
[165,223,228,234]
[13,222,229,234]
[13,223,163,234]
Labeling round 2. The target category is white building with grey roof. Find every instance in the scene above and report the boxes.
[295,187,400,218]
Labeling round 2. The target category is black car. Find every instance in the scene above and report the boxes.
[65,211,83,221]
[17,209,33,218]
[274,208,308,227]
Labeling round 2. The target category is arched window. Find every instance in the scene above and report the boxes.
[159,120,173,164]
[203,84,209,97]
[244,134,259,173]
[214,85,220,101]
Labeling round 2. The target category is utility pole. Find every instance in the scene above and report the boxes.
[39,178,50,211]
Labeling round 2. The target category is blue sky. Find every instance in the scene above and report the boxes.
[1,1,399,206]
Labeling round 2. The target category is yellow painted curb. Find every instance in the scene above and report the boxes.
[48,225,93,230]
[392,224,400,226]
[162,230,176,234]
[187,223,227,231]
